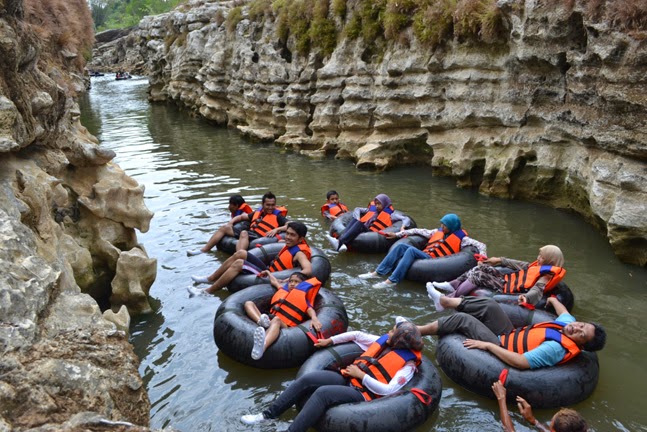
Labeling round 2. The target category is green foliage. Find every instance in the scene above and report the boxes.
[227,6,244,33]
[332,0,347,18]
[413,0,456,47]
[383,0,417,40]
[453,0,506,43]
[90,0,187,31]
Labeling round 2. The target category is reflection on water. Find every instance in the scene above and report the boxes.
[79,76,647,431]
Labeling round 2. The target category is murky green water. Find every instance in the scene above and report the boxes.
[80,76,647,431]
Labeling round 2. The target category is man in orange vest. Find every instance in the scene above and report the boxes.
[236,191,289,251]
[190,221,312,295]
[418,291,606,369]
[187,194,254,256]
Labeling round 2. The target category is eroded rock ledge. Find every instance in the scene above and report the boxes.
[107,0,645,265]
[1,1,157,430]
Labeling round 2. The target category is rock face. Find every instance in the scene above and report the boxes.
[1,1,156,430]
[120,0,645,265]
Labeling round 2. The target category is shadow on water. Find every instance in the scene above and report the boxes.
[80,76,647,432]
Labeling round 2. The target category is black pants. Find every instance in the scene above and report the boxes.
[437,297,514,344]
[337,218,367,249]
[263,370,365,432]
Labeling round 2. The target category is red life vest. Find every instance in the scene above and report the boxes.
[500,321,581,364]
[359,201,395,232]
[502,261,566,295]
[231,203,253,218]
[268,240,312,272]
[249,206,288,236]
[320,202,349,218]
[349,334,421,401]
[423,229,468,258]
[269,277,321,327]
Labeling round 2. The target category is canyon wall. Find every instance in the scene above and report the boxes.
[1,0,157,429]
[95,0,646,265]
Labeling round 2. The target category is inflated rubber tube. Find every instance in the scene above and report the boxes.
[436,320,599,408]
[472,277,575,312]
[213,284,348,368]
[227,243,331,293]
[216,222,280,255]
[328,212,417,253]
[389,235,479,284]
[295,342,442,432]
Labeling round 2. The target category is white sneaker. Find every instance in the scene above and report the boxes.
[240,413,268,425]
[186,286,204,298]
[251,327,266,360]
[433,281,454,293]
[325,234,340,250]
[257,314,271,329]
[359,272,379,279]
[373,280,396,289]
[187,249,204,256]
[338,244,348,252]
[426,282,445,311]
[191,275,210,284]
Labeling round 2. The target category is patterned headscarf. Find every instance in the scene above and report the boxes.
[389,319,424,351]
[540,245,564,267]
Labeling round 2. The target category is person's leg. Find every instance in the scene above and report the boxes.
[375,243,411,275]
[192,249,249,284]
[446,280,478,298]
[436,313,501,344]
[263,371,347,419]
[388,247,430,283]
[205,256,246,293]
[454,297,514,335]
[236,231,251,251]
[203,224,236,252]
[264,318,285,350]
[244,301,262,323]
[337,219,366,248]
[288,386,364,432]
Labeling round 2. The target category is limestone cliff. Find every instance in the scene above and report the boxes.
[1,0,156,429]
[102,0,645,265]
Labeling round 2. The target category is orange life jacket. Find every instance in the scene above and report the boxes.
[269,277,321,327]
[423,228,468,258]
[320,202,349,218]
[359,201,395,232]
[502,261,566,295]
[349,334,421,401]
[231,203,253,218]
[268,240,312,272]
[500,321,581,364]
[249,206,288,236]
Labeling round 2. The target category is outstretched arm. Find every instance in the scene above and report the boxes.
[492,380,515,432]
[463,340,530,369]
[546,296,568,316]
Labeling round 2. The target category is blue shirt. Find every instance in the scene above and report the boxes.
[522,313,576,369]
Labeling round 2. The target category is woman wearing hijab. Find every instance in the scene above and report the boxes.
[428,245,565,309]
[360,213,487,289]
[326,193,410,252]
[240,318,424,432]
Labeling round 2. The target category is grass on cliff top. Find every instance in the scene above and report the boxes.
[24,0,94,72]
[225,0,647,60]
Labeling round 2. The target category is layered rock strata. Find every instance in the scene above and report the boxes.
[123,0,646,265]
[1,1,156,429]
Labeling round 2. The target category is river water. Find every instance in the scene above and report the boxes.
[80,76,646,431]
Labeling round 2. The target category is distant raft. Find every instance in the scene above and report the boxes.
[386,235,479,284]
[295,342,442,432]
[227,243,331,293]
[329,212,417,253]
[213,284,348,368]
[436,303,599,409]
